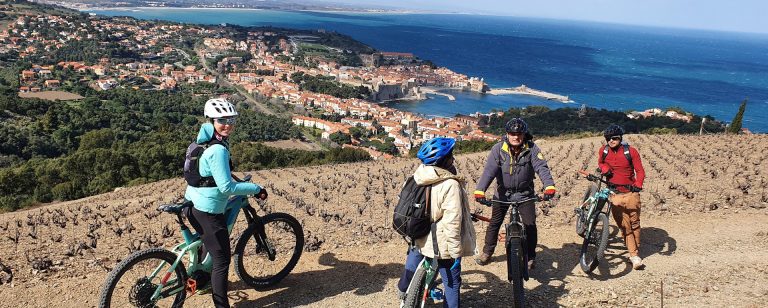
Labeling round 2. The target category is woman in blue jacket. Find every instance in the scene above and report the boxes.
[185,98,267,308]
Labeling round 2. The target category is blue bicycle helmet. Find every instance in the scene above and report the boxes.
[417,137,456,166]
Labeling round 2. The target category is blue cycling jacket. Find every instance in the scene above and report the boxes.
[184,123,261,214]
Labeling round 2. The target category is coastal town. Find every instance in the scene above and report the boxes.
[0,5,711,160]
[0,9,504,158]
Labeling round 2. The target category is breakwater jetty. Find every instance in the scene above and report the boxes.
[421,87,456,101]
[488,84,574,103]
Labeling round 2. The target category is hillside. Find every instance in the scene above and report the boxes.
[0,1,77,34]
[0,134,767,307]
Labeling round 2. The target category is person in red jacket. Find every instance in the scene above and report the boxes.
[597,124,646,270]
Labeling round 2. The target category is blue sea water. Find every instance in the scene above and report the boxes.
[87,8,768,132]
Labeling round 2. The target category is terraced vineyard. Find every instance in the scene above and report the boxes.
[1,134,766,307]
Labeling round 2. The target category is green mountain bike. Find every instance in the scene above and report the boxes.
[402,255,447,308]
[574,169,634,273]
[98,175,304,308]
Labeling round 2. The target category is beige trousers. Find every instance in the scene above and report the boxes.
[609,192,641,257]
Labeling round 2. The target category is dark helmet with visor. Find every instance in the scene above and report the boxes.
[603,124,625,140]
[505,118,528,134]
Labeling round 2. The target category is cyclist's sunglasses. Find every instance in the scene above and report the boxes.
[607,136,622,141]
[215,117,237,125]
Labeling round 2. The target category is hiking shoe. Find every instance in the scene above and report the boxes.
[528,259,536,271]
[630,256,645,270]
[475,253,492,266]
[195,285,212,295]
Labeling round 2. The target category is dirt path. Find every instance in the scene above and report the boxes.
[3,210,766,308]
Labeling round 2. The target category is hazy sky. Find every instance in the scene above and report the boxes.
[321,0,768,34]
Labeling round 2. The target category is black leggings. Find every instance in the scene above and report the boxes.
[482,200,537,259]
[188,207,231,308]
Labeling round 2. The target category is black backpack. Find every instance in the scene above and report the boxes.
[184,142,217,187]
[392,176,432,243]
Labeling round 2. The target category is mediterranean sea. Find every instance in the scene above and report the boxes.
[87,8,768,132]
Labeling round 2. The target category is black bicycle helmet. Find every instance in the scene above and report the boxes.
[603,124,625,139]
[505,118,528,134]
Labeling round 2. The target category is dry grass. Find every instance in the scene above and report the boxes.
[18,91,84,101]
[261,139,325,151]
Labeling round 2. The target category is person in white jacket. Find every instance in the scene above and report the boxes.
[397,137,477,308]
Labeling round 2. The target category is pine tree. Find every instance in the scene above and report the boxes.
[728,99,747,134]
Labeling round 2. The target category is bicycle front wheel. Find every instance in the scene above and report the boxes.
[98,248,187,308]
[576,184,598,236]
[234,212,304,289]
[403,262,428,308]
[507,237,526,308]
[579,212,610,273]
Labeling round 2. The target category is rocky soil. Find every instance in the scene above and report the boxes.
[1,134,766,307]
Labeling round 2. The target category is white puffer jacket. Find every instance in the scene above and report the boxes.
[412,165,477,259]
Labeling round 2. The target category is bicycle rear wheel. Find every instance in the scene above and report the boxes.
[579,212,610,273]
[98,248,187,308]
[507,237,526,308]
[403,260,428,308]
[234,212,304,289]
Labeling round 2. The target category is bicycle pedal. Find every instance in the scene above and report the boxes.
[429,288,444,301]
[185,278,197,295]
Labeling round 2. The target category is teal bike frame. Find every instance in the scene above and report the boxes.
[149,192,272,301]
[582,185,612,241]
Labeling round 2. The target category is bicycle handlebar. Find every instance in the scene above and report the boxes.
[232,173,252,182]
[477,196,542,207]
[470,212,491,222]
[577,170,640,192]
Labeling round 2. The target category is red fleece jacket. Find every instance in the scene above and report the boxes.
[597,144,645,192]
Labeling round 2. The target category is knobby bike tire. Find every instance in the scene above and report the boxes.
[99,248,187,308]
[579,212,610,273]
[403,262,428,308]
[233,212,304,289]
[576,184,598,236]
[507,237,526,308]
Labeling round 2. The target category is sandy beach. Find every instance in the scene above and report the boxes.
[82,7,265,12]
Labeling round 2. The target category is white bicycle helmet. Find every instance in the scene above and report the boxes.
[204,98,238,118]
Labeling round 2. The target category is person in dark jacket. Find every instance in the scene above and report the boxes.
[473,118,556,268]
[597,124,646,270]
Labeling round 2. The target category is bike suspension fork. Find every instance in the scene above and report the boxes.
[243,206,276,260]
[506,207,526,241]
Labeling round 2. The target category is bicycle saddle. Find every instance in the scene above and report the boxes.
[157,200,193,214]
